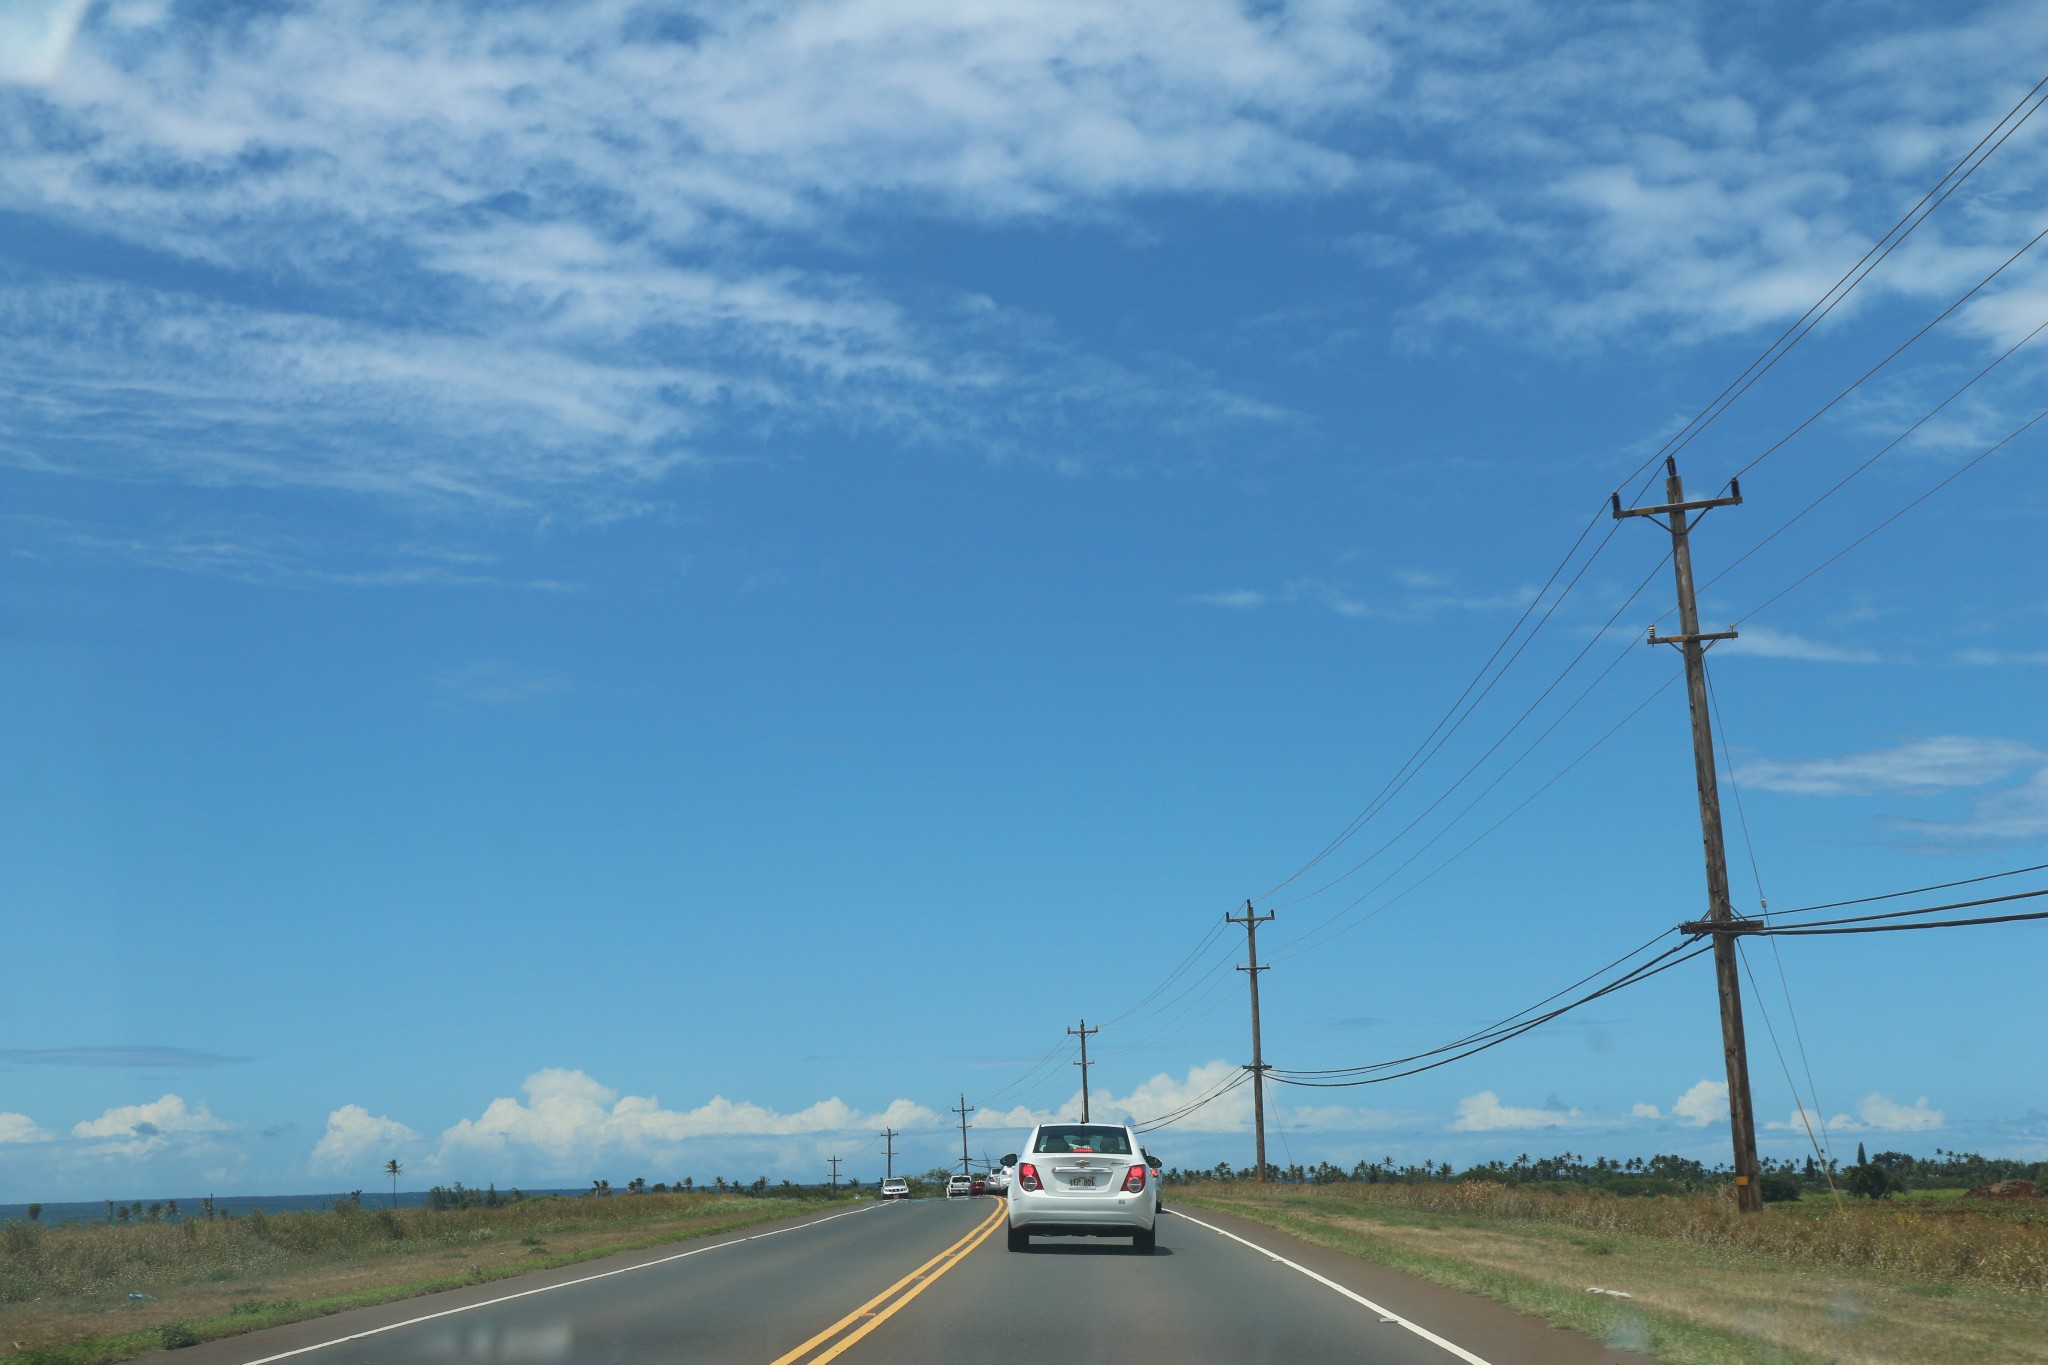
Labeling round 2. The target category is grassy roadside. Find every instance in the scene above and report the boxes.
[2,1194,848,1364]
[1179,1183,2048,1365]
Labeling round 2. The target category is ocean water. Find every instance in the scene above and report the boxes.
[0,1189,586,1225]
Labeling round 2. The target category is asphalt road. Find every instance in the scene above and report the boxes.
[175,1197,1657,1365]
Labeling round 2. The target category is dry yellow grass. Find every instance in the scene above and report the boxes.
[1186,1183,2048,1365]
[1,1193,839,1360]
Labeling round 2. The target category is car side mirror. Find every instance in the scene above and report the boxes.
[1000,1154,1017,1167]
[1146,1155,1162,1170]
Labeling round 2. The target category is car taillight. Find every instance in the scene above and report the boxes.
[1018,1163,1042,1192]
[1124,1165,1146,1193]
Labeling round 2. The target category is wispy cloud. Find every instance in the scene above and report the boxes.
[1954,648,2048,666]
[1188,589,1268,609]
[0,1046,253,1069]
[5,0,2039,522]
[1733,736,2045,796]
[1191,570,1535,621]
[434,661,571,705]
[1718,625,1883,664]
[1891,765,2048,847]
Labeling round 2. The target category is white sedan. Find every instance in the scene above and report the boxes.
[1000,1122,1158,1254]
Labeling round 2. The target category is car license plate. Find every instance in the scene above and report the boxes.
[1070,1176,1095,1188]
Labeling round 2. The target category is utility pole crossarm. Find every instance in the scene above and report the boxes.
[1679,918,1764,937]
[1611,478,1743,522]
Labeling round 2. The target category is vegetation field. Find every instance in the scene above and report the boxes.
[1181,1180,2048,1365]
[0,1191,844,1364]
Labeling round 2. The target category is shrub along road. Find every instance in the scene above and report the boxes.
[137,1196,1652,1365]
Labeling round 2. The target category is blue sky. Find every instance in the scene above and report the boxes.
[2,0,2045,1202]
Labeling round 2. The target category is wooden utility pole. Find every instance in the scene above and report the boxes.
[1613,457,1764,1213]
[1067,1019,1100,1121]
[1226,900,1274,1182]
[828,1156,842,1191]
[951,1095,975,1178]
[880,1128,897,1182]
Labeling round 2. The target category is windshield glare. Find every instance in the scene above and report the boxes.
[1031,1124,1134,1154]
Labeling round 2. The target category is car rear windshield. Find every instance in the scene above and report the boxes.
[1032,1124,1134,1154]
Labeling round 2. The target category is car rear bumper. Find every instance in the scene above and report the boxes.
[1007,1191,1156,1233]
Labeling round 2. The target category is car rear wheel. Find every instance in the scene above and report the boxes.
[1132,1226,1156,1255]
[1007,1226,1029,1252]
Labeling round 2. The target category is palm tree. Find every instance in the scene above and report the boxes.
[385,1158,403,1209]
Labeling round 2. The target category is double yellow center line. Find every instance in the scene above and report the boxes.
[768,1199,1007,1365]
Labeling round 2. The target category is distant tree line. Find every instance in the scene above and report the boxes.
[1162,1147,2048,1201]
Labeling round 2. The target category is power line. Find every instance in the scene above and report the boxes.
[1269,548,1673,938]
[1763,861,2048,920]
[1757,908,2048,936]
[1733,407,2048,627]
[1134,1067,1253,1134]
[1700,316,2048,602]
[1271,941,1714,1088]
[1273,667,1681,964]
[1256,508,1618,901]
[1706,886,2048,936]
[1276,925,1681,1078]
[1622,72,2048,494]
[1250,73,2047,941]
[1101,917,1232,1029]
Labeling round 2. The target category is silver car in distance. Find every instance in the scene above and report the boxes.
[1000,1122,1158,1254]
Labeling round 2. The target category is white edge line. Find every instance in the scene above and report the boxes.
[236,1202,881,1365]
[1166,1209,1498,1365]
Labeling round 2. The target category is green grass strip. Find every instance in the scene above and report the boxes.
[1178,1195,1824,1365]
[5,1200,845,1365]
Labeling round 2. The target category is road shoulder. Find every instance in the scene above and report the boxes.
[1168,1202,1660,1365]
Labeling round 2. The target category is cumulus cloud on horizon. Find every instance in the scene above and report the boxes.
[1767,1092,1945,1135]
[0,1111,57,1144]
[429,1069,940,1168]
[1449,1091,1582,1132]
[71,1094,230,1157]
[311,1105,423,1171]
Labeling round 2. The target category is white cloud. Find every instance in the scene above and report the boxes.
[1630,1103,1662,1119]
[1093,1061,1250,1134]
[1450,1090,1580,1132]
[310,1105,422,1172]
[435,661,572,705]
[1672,1079,1728,1128]
[1718,625,1882,664]
[2,0,2036,520]
[0,1111,56,1144]
[435,1069,938,1163]
[1767,1092,1944,1134]
[1892,765,2048,847]
[0,0,94,85]
[982,1062,1404,1140]
[1854,1093,1945,1132]
[1954,648,2048,666]
[71,1094,231,1155]
[1189,589,1268,609]
[1734,736,2045,796]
